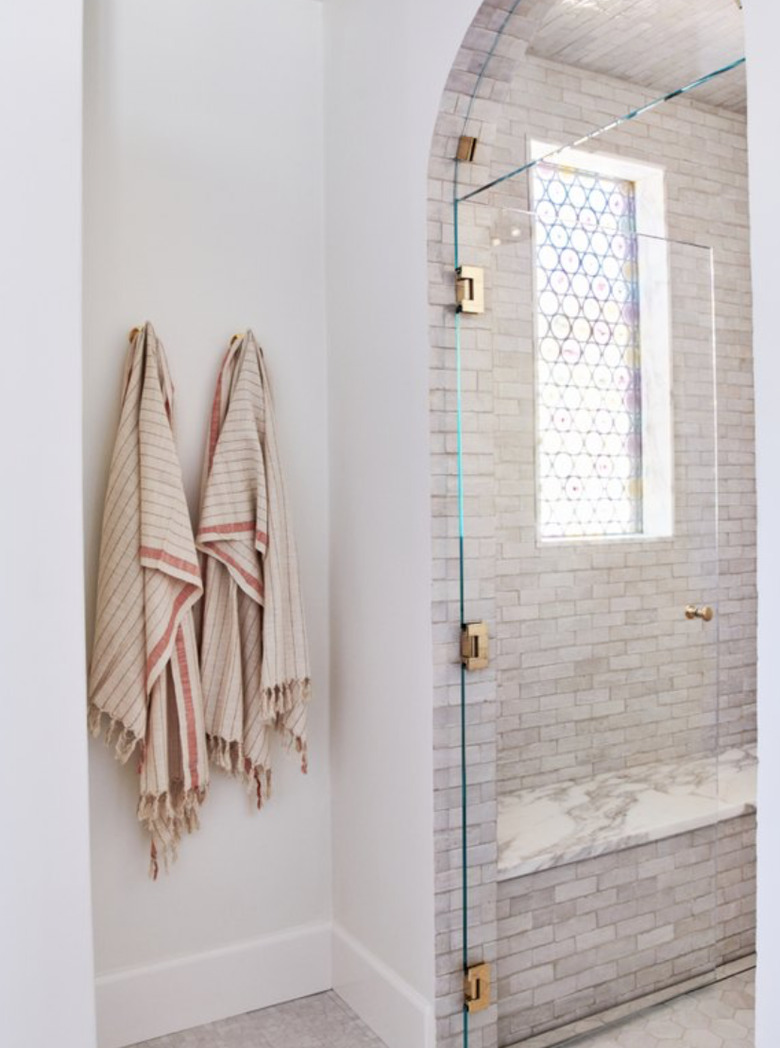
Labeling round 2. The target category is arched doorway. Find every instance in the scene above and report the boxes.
[428,3,754,1046]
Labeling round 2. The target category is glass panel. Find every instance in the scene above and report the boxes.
[456,194,723,1045]
[452,0,746,208]
[449,9,753,1047]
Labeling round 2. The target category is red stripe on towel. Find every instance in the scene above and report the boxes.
[175,628,200,790]
[145,586,197,682]
[213,544,264,598]
[200,520,256,536]
[140,546,199,578]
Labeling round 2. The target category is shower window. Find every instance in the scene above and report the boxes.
[531,143,673,541]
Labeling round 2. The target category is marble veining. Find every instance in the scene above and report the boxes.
[498,746,756,880]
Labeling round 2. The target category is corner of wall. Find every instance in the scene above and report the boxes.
[333,924,436,1048]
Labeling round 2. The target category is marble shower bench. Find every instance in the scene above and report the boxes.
[495,747,757,1047]
[498,746,757,881]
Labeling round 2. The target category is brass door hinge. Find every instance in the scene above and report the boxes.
[456,266,484,315]
[461,621,489,670]
[465,962,491,1013]
[456,135,478,162]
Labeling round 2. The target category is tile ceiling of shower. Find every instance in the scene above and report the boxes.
[523,0,746,113]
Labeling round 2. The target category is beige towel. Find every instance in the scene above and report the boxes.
[89,323,208,876]
[197,331,310,806]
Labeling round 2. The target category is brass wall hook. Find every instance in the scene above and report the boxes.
[128,325,142,342]
[230,332,244,346]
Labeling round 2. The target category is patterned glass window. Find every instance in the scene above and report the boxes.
[533,162,642,539]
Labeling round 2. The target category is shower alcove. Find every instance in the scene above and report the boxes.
[428,2,757,1047]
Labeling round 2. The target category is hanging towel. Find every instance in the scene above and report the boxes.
[88,323,208,876]
[197,331,310,807]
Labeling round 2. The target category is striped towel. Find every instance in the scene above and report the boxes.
[197,331,310,806]
[89,323,208,877]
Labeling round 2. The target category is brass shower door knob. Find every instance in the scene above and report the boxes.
[685,604,714,621]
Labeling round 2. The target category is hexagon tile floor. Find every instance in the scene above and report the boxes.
[133,970,754,1048]
[570,969,754,1048]
[133,991,387,1048]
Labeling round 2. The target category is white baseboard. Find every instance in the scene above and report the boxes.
[95,920,332,1048]
[332,923,435,1048]
[95,921,433,1048]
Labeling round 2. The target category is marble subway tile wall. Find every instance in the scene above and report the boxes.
[496,815,756,1045]
[427,4,755,1046]
[488,55,754,797]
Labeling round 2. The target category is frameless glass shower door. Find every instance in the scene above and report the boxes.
[455,188,726,1046]
[438,6,754,1046]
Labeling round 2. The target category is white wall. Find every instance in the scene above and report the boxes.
[322,3,481,1045]
[744,3,780,1044]
[83,2,488,1044]
[0,2,97,1047]
[6,3,780,1048]
[82,2,331,1044]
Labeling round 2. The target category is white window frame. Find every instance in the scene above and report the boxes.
[530,139,674,541]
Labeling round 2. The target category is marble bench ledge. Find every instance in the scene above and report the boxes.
[497,745,757,882]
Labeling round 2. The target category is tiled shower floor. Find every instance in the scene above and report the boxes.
[132,991,388,1048]
[132,970,753,1048]
[568,969,754,1048]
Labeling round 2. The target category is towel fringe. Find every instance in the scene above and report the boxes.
[206,679,309,786]
[138,784,208,879]
[260,676,311,719]
[88,704,140,765]
[274,719,308,774]
[207,735,273,809]
[266,677,310,773]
